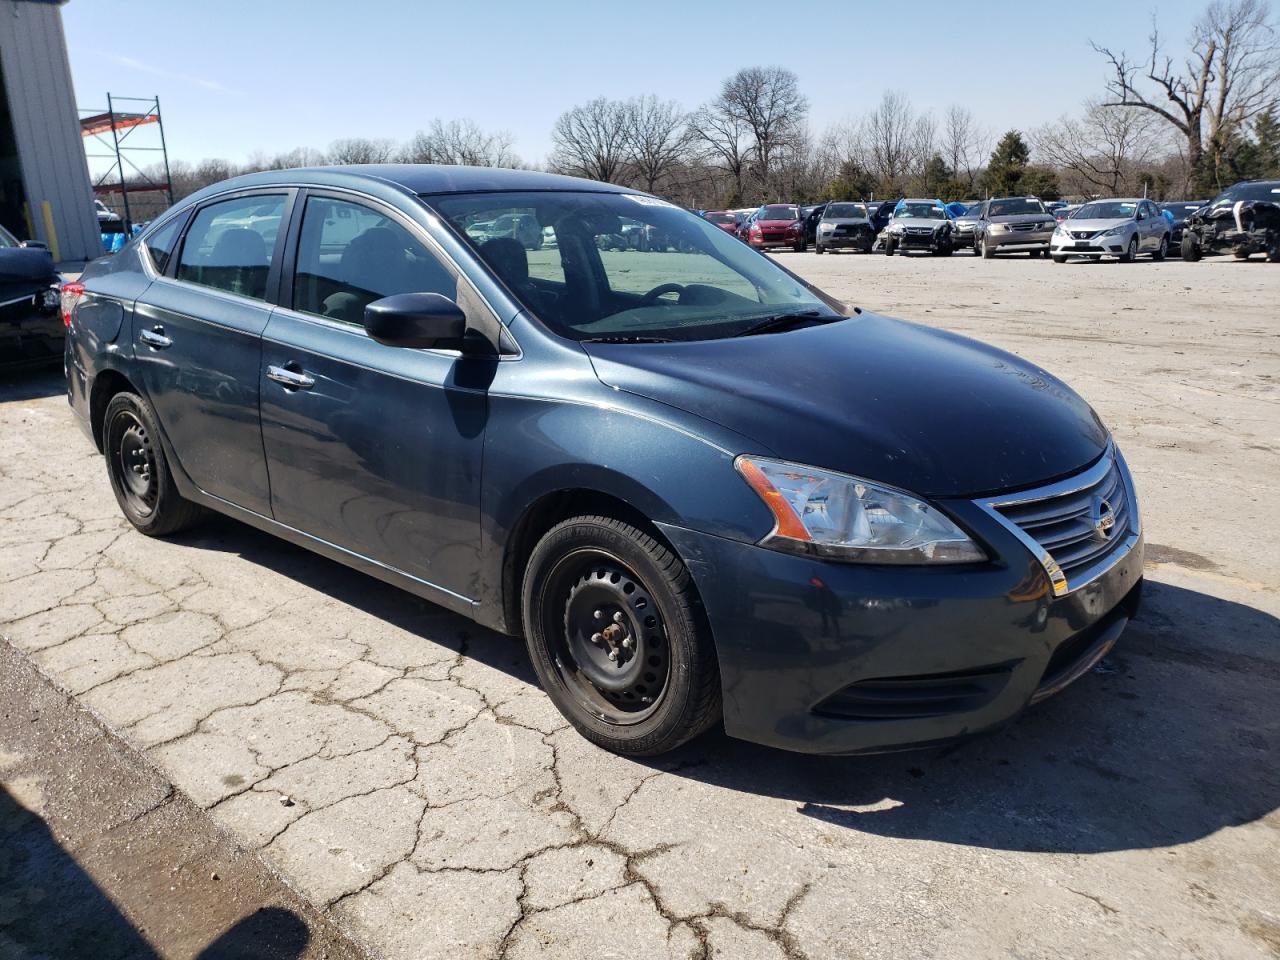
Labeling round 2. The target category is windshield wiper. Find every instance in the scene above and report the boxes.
[580,335,675,344]
[732,311,841,338]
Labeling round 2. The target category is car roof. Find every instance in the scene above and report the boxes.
[179,164,632,206]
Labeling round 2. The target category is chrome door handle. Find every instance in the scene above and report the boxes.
[139,326,172,349]
[267,364,315,390]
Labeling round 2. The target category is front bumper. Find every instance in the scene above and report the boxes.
[817,231,873,249]
[988,228,1053,252]
[1051,234,1127,257]
[657,493,1144,755]
[890,231,951,252]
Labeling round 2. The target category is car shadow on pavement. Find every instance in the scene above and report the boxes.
[654,579,1280,855]
[0,785,161,959]
[181,515,1278,857]
[0,368,64,402]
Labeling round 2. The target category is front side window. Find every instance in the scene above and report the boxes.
[144,216,183,273]
[430,191,837,343]
[988,198,1045,217]
[176,194,285,300]
[292,197,456,325]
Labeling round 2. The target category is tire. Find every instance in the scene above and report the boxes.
[103,392,204,537]
[1268,236,1280,263]
[980,235,994,259]
[815,243,825,255]
[884,239,896,256]
[1181,234,1202,262]
[793,241,806,253]
[937,245,953,256]
[1119,236,1138,263]
[1233,248,1251,260]
[521,516,721,756]
[1052,254,1068,264]
[1152,234,1168,261]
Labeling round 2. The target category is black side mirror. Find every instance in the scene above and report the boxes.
[364,292,467,350]
[20,240,48,250]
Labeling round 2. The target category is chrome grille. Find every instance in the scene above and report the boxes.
[981,446,1139,595]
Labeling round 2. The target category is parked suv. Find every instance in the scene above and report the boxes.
[742,204,805,251]
[883,199,955,255]
[66,165,1143,758]
[814,202,876,253]
[970,197,1057,258]
[1180,180,1280,262]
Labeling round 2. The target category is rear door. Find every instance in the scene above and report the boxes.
[259,191,490,607]
[132,190,292,515]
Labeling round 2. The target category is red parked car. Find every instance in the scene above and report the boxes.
[702,210,743,235]
[742,204,805,251]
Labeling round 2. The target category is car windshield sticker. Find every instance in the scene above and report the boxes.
[626,195,676,208]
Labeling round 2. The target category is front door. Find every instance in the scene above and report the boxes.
[259,193,488,607]
[132,191,290,515]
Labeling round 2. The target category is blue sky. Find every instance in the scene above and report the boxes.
[64,0,1209,168]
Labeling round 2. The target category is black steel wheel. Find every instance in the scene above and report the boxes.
[103,392,204,536]
[522,516,721,755]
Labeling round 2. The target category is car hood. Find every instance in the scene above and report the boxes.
[0,247,57,284]
[583,313,1108,498]
[989,213,1053,225]
[754,218,798,228]
[1061,218,1132,233]
[892,218,949,229]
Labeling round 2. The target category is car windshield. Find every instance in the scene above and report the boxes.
[0,225,17,248]
[1209,182,1280,205]
[825,203,868,218]
[429,191,840,343]
[988,198,1046,217]
[759,205,799,220]
[1161,202,1204,216]
[895,202,944,219]
[1075,201,1137,220]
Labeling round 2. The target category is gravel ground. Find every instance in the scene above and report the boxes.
[1,251,1277,959]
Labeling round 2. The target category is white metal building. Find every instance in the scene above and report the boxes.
[0,0,99,263]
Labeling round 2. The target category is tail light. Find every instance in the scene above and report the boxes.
[60,281,85,327]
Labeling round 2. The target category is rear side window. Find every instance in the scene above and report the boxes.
[143,217,182,273]
[292,197,456,326]
[176,194,286,301]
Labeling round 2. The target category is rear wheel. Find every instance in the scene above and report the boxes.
[103,392,204,537]
[522,516,721,756]
[1181,234,1202,261]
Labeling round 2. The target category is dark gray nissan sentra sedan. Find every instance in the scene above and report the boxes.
[63,166,1143,756]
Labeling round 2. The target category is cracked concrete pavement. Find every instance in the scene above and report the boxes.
[2,254,1278,958]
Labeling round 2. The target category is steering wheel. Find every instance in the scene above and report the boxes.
[639,283,686,305]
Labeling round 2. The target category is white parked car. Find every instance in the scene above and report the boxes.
[1051,199,1171,263]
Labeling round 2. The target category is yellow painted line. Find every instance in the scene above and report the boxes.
[40,201,61,262]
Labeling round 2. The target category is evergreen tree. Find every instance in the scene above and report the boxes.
[1253,107,1280,178]
[984,130,1030,196]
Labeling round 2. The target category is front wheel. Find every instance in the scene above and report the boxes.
[815,243,825,255]
[1152,234,1168,261]
[884,239,896,256]
[1181,235,1202,261]
[103,392,204,537]
[1119,236,1138,263]
[1052,254,1068,263]
[980,236,994,259]
[1268,235,1280,263]
[521,516,721,756]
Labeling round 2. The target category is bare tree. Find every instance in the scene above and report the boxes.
[622,96,691,193]
[1033,100,1168,195]
[714,66,808,198]
[549,98,631,183]
[1093,0,1280,185]
[863,91,916,189]
[401,119,519,167]
[942,105,990,192]
[327,137,396,165]
[688,103,754,202]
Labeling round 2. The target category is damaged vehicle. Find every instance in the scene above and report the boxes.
[1,224,64,370]
[883,199,955,256]
[1180,180,1280,262]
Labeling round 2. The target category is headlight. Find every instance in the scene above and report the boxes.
[888,223,905,234]
[735,457,986,564]
[1101,225,1128,239]
[819,223,834,232]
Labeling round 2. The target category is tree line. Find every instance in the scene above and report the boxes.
[116,0,1279,221]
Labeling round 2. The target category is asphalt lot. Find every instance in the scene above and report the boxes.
[2,251,1278,959]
